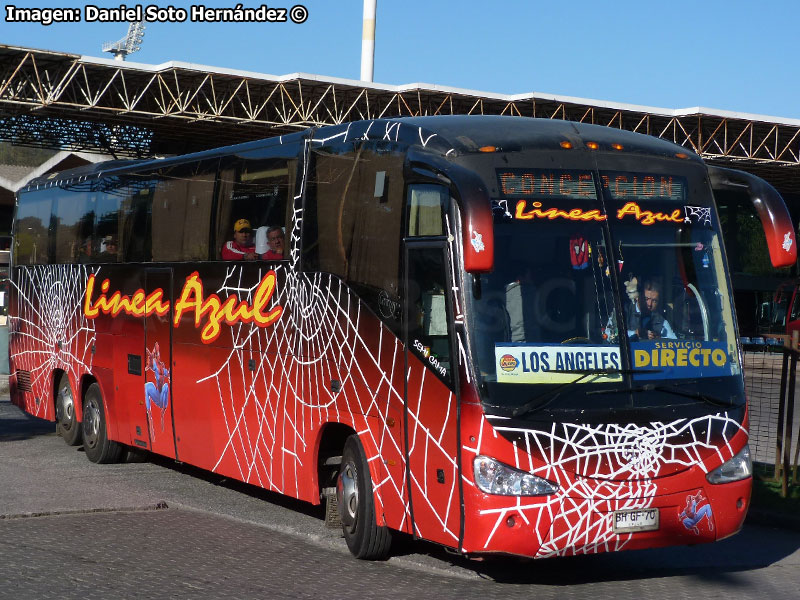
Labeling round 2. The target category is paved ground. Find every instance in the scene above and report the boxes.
[2,395,800,599]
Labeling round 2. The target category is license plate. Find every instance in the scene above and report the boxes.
[613,508,659,533]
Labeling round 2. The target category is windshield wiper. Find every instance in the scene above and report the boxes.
[511,369,652,419]
[586,382,735,408]
[648,383,736,408]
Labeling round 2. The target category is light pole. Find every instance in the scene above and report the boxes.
[360,0,376,82]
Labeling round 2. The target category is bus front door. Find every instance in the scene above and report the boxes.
[403,241,463,550]
[143,268,177,459]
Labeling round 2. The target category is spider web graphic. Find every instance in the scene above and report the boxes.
[684,205,712,226]
[10,265,96,417]
[202,262,463,546]
[203,263,424,531]
[202,121,467,541]
[466,413,744,556]
[492,198,513,219]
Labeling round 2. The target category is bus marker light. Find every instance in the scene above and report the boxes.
[586,141,599,150]
[479,145,497,153]
[559,141,573,149]
[675,152,689,159]
[612,143,624,151]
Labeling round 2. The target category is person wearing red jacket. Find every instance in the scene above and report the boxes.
[221,218,257,260]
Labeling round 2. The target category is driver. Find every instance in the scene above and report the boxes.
[640,279,676,339]
[604,276,676,341]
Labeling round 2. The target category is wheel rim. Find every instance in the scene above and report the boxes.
[337,460,359,531]
[83,397,100,450]
[56,384,75,431]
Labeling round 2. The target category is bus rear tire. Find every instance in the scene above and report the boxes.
[55,372,81,446]
[337,435,392,560]
[82,383,122,464]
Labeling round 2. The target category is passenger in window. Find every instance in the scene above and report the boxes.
[98,236,118,261]
[76,237,93,263]
[222,218,257,260]
[262,226,285,260]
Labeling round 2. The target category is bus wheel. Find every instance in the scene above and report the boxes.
[82,383,122,464]
[337,435,391,560]
[55,373,81,446]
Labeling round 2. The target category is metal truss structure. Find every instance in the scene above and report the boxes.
[2,44,800,193]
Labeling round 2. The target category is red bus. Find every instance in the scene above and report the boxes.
[9,116,796,560]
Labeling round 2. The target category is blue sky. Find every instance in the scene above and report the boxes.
[3,0,799,119]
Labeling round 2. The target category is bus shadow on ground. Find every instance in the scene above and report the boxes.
[132,448,800,583]
[144,451,329,522]
[0,399,57,442]
[15,401,792,584]
[430,527,800,585]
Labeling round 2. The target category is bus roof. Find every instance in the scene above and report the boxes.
[395,115,699,160]
[21,116,700,191]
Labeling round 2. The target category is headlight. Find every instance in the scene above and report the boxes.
[473,455,559,496]
[706,444,752,484]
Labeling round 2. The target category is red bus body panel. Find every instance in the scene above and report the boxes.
[458,396,749,556]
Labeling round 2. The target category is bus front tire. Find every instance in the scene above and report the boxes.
[55,372,81,446]
[82,383,122,464]
[338,435,391,560]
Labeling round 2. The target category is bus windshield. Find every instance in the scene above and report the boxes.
[469,166,742,418]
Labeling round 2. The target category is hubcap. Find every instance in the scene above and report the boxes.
[83,399,100,449]
[56,385,75,429]
[337,460,359,530]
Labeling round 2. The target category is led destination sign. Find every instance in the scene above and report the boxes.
[601,172,686,202]
[497,169,686,203]
[497,169,597,200]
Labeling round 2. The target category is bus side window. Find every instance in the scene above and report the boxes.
[406,246,453,386]
[53,190,94,264]
[121,187,153,263]
[216,154,295,260]
[13,190,52,265]
[304,141,404,334]
[94,179,124,263]
[151,161,216,262]
[407,184,449,237]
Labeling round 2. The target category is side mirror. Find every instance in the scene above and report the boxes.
[405,151,494,273]
[453,170,494,273]
[708,166,797,268]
